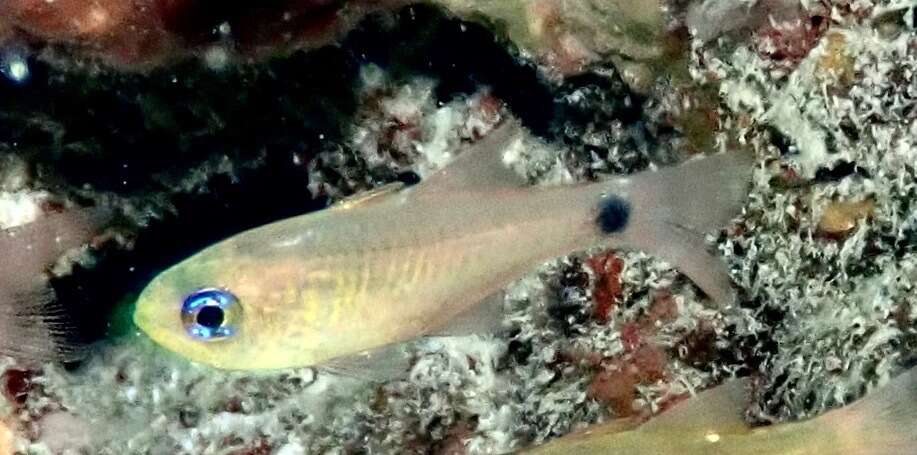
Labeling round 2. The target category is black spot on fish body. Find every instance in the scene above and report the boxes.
[597,196,631,234]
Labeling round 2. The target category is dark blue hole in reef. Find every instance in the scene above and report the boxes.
[597,196,631,234]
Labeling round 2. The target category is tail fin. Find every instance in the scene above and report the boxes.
[623,151,754,305]
[0,207,111,362]
[637,151,755,234]
[818,367,917,455]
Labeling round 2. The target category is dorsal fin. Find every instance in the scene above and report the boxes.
[416,120,528,194]
[332,182,405,211]
[638,378,751,435]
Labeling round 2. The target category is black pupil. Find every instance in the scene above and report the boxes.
[196,305,224,329]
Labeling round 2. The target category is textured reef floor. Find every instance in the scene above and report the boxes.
[1,0,917,453]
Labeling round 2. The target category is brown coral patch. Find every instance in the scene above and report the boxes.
[588,344,669,417]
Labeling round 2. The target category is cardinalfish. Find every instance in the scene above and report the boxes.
[133,119,753,371]
[523,366,917,455]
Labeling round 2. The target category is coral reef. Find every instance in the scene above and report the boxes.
[0,0,407,69]
[0,0,916,454]
[700,0,917,420]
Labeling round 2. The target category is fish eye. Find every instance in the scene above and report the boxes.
[180,288,241,341]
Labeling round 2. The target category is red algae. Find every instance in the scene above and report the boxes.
[588,369,638,416]
[435,421,473,455]
[752,3,831,70]
[620,323,641,353]
[588,344,669,417]
[1,369,32,407]
[225,437,272,455]
[588,284,678,417]
[620,290,679,353]
[676,320,721,368]
[587,252,624,323]
[639,291,678,331]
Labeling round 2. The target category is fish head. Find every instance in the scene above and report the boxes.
[133,245,311,370]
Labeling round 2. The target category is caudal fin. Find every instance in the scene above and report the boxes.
[0,207,111,362]
[623,151,754,305]
[818,367,917,455]
[637,151,755,234]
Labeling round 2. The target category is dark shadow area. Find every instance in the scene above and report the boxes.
[1,3,649,356]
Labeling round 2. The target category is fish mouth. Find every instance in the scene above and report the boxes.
[132,300,198,363]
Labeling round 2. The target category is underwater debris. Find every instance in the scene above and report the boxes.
[816,198,875,239]
[815,31,856,85]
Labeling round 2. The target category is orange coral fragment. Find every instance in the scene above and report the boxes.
[817,198,875,239]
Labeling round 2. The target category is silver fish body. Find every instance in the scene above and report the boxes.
[134,121,751,370]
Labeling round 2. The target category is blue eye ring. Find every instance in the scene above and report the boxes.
[180,288,241,341]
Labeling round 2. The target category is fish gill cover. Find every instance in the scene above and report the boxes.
[0,0,915,453]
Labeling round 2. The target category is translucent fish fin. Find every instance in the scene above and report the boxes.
[333,182,405,210]
[0,207,112,362]
[635,222,737,306]
[320,342,413,383]
[630,150,754,233]
[623,151,753,306]
[417,120,527,194]
[433,291,506,337]
[0,283,85,363]
[523,417,644,453]
[817,367,917,455]
[1,207,112,274]
[638,378,751,435]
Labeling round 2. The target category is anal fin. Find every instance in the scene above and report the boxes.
[638,378,751,435]
[320,342,413,383]
[632,222,738,306]
[432,291,507,337]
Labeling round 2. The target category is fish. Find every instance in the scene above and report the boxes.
[0,206,111,362]
[522,366,917,455]
[132,119,753,371]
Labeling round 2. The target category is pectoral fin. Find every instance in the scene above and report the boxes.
[432,291,507,337]
[320,342,413,382]
[333,182,405,210]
